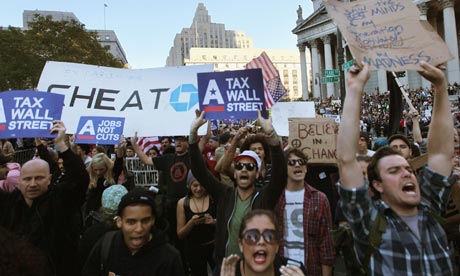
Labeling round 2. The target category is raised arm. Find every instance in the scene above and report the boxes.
[217,126,248,177]
[337,64,370,189]
[257,110,287,208]
[419,62,453,176]
[189,110,226,198]
[198,121,212,153]
[131,132,154,166]
[51,120,89,206]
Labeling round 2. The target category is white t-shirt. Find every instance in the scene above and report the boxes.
[283,189,305,263]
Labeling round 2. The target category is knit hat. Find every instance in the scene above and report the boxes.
[186,170,197,187]
[101,185,128,216]
[117,187,156,216]
[234,150,262,171]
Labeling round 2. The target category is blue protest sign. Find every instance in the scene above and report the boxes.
[0,90,64,138]
[210,120,219,131]
[75,116,125,145]
[198,69,266,120]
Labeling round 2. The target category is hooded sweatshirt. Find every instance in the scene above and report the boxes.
[82,226,184,276]
[0,162,20,192]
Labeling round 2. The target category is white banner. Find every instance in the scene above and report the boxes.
[37,61,213,137]
[270,102,316,136]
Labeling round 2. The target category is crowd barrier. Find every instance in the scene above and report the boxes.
[14,148,36,165]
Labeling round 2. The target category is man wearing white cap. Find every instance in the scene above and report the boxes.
[189,110,287,275]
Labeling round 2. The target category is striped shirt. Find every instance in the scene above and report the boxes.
[339,165,454,276]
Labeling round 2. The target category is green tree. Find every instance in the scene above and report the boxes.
[0,15,124,91]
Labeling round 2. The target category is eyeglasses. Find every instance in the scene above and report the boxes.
[242,229,278,245]
[287,159,306,166]
[234,162,256,171]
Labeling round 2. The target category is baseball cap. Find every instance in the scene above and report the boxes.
[234,150,262,171]
[101,185,128,217]
[117,187,156,216]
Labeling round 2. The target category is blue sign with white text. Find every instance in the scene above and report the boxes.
[198,69,266,120]
[0,90,64,138]
[75,116,125,145]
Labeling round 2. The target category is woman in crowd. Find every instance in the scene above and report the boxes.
[85,153,116,216]
[221,209,305,276]
[176,171,216,276]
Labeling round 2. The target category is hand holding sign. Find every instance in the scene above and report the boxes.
[418,61,447,88]
[257,110,279,146]
[50,120,68,153]
[347,63,370,95]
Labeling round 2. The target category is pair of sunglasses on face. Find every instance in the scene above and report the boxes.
[235,162,257,171]
[287,159,306,166]
[242,229,278,245]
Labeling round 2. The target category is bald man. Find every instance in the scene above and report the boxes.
[0,121,89,276]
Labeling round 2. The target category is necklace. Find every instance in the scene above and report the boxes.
[191,196,206,213]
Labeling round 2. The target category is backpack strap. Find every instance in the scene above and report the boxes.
[361,211,387,275]
[100,230,117,274]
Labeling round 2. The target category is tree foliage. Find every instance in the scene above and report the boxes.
[0,15,124,91]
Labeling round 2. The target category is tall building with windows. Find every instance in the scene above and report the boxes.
[165,3,253,66]
[185,48,306,100]
[22,10,128,65]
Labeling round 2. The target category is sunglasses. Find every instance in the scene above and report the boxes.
[234,162,256,171]
[242,229,278,245]
[287,159,306,166]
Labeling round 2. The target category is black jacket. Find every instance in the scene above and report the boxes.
[0,148,89,276]
[189,142,287,266]
[82,226,184,276]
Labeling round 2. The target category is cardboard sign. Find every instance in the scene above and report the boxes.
[197,69,266,120]
[75,116,125,145]
[289,118,338,164]
[324,0,454,71]
[37,61,213,136]
[0,90,64,138]
[271,102,316,136]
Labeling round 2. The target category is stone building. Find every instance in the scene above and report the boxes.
[294,0,459,98]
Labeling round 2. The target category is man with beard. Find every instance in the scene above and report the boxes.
[189,110,287,275]
[337,62,454,275]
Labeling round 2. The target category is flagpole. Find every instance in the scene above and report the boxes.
[104,4,107,30]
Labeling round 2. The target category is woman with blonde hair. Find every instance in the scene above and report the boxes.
[85,153,115,216]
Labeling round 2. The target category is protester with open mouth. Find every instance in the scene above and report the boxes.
[337,61,454,275]
[220,209,305,276]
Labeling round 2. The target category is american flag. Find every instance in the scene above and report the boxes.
[245,51,287,109]
[137,136,160,153]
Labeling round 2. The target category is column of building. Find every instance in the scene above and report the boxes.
[417,3,432,89]
[441,0,460,84]
[309,40,321,98]
[322,35,335,97]
[298,43,310,100]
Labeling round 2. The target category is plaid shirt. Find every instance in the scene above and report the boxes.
[339,166,455,276]
[275,183,336,276]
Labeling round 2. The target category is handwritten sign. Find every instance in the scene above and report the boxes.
[0,90,64,138]
[197,69,266,120]
[289,118,338,164]
[324,0,453,71]
[75,116,125,145]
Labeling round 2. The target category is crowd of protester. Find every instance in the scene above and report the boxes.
[0,72,459,276]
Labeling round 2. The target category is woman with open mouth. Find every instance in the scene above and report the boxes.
[220,209,305,276]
